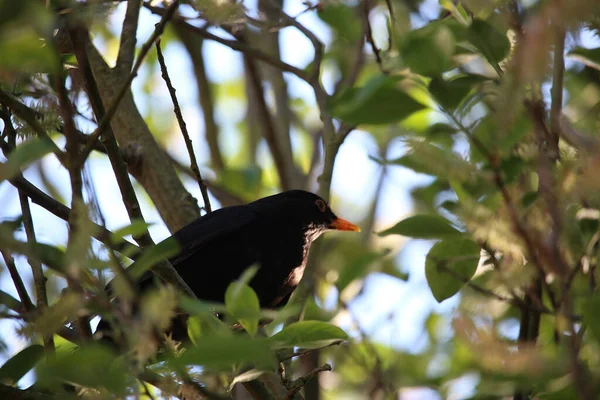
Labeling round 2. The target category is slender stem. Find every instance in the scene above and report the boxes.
[155,39,212,212]
[53,53,93,341]
[18,193,55,353]
[0,250,34,312]
[549,28,565,158]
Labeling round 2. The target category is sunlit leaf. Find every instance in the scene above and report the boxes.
[429,75,487,110]
[567,47,600,71]
[37,345,129,394]
[425,238,480,302]
[127,238,181,280]
[467,19,510,65]
[385,140,475,181]
[327,76,426,125]
[187,314,231,345]
[0,290,23,312]
[0,138,54,182]
[169,335,276,371]
[219,167,262,200]
[0,344,44,385]
[110,220,153,242]
[270,321,348,349]
[229,369,268,390]
[318,4,361,42]
[225,281,260,336]
[378,215,461,239]
[400,22,457,77]
[582,292,600,346]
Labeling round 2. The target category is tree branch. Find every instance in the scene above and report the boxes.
[0,250,34,312]
[143,3,309,82]
[79,0,181,163]
[0,383,54,400]
[284,364,331,400]
[117,0,142,71]
[8,173,140,257]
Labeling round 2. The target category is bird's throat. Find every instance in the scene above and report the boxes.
[285,228,323,287]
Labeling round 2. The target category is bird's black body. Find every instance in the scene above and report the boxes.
[142,190,351,308]
[99,190,359,342]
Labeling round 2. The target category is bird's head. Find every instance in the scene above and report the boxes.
[255,190,360,242]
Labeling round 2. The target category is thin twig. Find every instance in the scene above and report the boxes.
[8,173,140,257]
[18,193,54,353]
[363,0,386,74]
[0,250,34,312]
[549,28,565,158]
[0,110,50,336]
[277,341,343,362]
[53,49,93,341]
[155,38,212,212]
[284,364,331,400]
[144,2,309,81]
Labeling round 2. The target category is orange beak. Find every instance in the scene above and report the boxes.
[329,217,361,232]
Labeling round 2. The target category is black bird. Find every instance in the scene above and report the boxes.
[144,190,359,308]
[99,190,359,341]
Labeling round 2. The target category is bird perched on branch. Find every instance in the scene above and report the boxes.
[98,190,360,342]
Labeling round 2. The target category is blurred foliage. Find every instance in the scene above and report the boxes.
[0,0,600,399]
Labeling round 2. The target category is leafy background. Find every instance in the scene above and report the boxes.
[1,0,600,399]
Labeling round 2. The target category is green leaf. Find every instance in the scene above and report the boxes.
[0,138,54,182]
[31,243,67,274]
[0,25,54,74]
[567,47,600,71]
[429,75,486,110]
[110,220,152,242]
[327,76,425,125]
[582,293,600,346]
[127,238,181,280]
[237,264,259,285]
[225,281,260,336]
[386,140,475,181]
[0,344,44,385]
[270,321,348,349]
[380,257,410,282]
[218,166,262,200]
[439,0,470,25]
[467,19,510,64]
[336,249,383,291]
[179,295,227,315]
[170,335,276,371]
[470,114,532,162]
[37,345,129,394]
[229,369,268,390]
[187,314,231,345]
[400,22,457,76]
[378,215,461,239]
[425,238,481,302]
[318,4,361,42]
[0,290,23,312]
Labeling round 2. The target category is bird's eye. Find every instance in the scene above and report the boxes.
[315,199,327,212]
